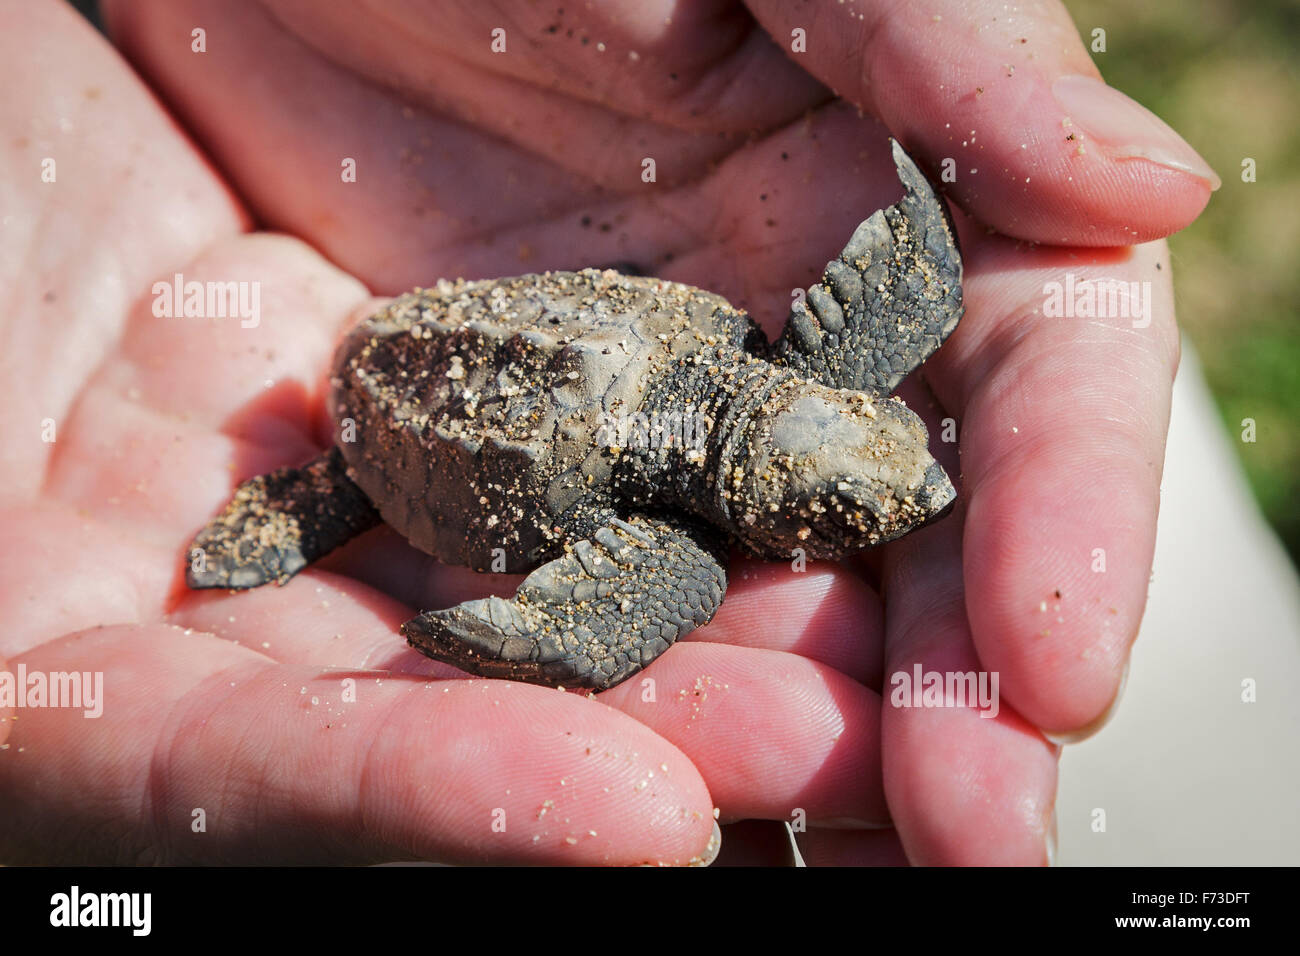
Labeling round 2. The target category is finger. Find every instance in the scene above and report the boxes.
[0,624,717,865]
[707,557,885,685]
[106,0,759,291]
[258,0,829,170]
[170,565,891,819]
[881,510,1058,866]
[598,641,888,826]
[319,535,887,683]
[169,565,889,824]
[93,2,872,306]
[744,0,1219,244]
[930,230,1176,734]
[105,0,825,192]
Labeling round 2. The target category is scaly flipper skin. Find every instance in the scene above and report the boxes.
[186,447,380,589]
[401,515,727,691]
[771,139,964,395]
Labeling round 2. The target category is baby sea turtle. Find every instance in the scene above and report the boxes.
[187,140,963,691]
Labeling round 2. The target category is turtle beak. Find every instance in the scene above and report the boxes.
[829,460,956,546]
[914,461,957,524]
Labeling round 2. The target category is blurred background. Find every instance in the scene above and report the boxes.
[1064,0,1300,567]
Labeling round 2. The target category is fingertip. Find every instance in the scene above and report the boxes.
[1043,657,1131,745]
[746,0,1217,244]
[1050,75,1220,190]
[905,71,1217,246]
[603,642,888,825]
[962,452,1148,732]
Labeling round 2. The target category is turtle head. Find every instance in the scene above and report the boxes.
[725,381,955,559]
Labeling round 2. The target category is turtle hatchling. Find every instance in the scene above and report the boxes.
[187,140,964,691]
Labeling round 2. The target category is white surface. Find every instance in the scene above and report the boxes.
[1056,342,1300,865]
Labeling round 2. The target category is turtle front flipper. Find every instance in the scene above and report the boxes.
[771,139,964,396]
[186,447,380,589]
[402,515,727,691]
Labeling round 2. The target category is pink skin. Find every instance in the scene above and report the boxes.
[0,0,1204,864]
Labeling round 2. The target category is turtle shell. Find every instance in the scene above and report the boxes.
[330,269,760,572]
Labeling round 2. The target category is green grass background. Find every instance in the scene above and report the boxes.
[1064,0,1300,565]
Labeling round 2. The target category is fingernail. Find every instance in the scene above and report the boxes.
[1052,75,1221,190]
[782,822,807,867]
[1045,807,1058,866]
[687,821,723,867]
[1044,657,1131,746]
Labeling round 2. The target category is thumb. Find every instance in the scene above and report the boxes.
[745,0,1218,246]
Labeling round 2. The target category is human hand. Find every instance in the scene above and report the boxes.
[0,0,1211,865]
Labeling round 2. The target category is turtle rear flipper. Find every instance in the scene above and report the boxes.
[771,139,964,396]
[402,515,727,691]
[187,447,379,589]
